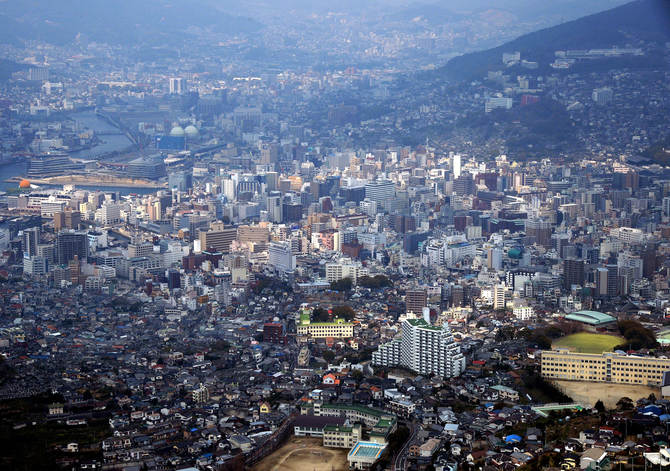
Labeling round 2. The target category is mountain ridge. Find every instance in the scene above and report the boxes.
[440,0,670,82]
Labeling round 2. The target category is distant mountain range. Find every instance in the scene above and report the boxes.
[440,0,670,82]
[0,0,263,47]
[384,2,465,25]
[433,0,630,22]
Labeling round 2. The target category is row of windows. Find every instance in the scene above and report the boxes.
[544,366,663,377]
[545,357,670,369]
[543,368,661,379]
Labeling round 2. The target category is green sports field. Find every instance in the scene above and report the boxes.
[552,332,623,354]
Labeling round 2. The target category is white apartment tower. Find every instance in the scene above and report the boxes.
[373,318,465,379]
[169,77,187,95]
[452,154,461,179]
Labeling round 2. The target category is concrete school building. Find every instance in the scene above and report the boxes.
[299,401,397,444]
[296,310,354,339]
[541,348,670,386]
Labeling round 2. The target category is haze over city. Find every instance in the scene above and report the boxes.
[0,1,669,471]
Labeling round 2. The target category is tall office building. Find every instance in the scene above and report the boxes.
[487,248,503,270]
[199,226,238,253]
[237,225,270,250]
[261,147,278,166]
[311,180,330,201]
[563,258,585,290]
[222,178,236,201]
[266,172,279,193]
[606,264,619,296]
[452,285,465,307]
[340,186,366,204]
[282,203,302,223]
[23,256,49,276]
[453,174,475,196]
[56,230,88,265]
[167,269,181,291]
[641,245,658,281]
[372,318,465,379]
[168,171,192,192]
[364,179,395,205]
[267,195,282,223]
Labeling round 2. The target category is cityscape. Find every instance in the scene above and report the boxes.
[0,0,669,470]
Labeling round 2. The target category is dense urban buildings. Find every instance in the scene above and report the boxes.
[0,0,669,470]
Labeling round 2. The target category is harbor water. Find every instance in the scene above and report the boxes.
[1,110,155,197]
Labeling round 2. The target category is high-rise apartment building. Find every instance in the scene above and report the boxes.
[493,284,506,310]
[405,289,427,315]
[268,241,296,273]
[22,226,40,258]
[563,258,585,290]
[525,218,552,248]
[592,87,613,103]
[372,318,465,379]
[452,154,461,179]
[169,77,187,94]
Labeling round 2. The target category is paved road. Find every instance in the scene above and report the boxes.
[394,421,419,471]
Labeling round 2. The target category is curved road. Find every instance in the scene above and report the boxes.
[394,421,419,471]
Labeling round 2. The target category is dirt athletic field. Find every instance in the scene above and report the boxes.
[251,437,350,471]
[555,380,659,408]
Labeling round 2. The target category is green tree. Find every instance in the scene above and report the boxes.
[330,277,353,291]
[312,307,329,322]
[332,305,356,321]
[358,274,392,288]
[594,399,606,413]
[617,397,634,410]
[323,350,335,363]
[534,336,552,350]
